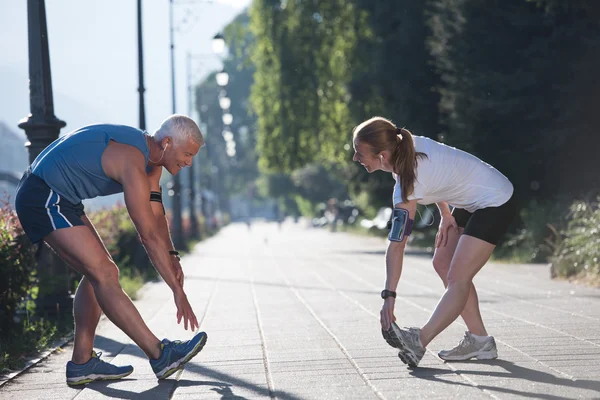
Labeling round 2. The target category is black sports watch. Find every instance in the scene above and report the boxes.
[381,289,396,299]
[169,250,181,261]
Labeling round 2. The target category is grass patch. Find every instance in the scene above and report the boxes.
[0,314,74,374]
[119,271,146,300]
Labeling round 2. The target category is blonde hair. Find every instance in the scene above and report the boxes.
[353,116,427,203]
[154,114,204,145]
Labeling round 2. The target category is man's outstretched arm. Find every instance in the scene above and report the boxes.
[147,166,184,286]
[105,145,198,330]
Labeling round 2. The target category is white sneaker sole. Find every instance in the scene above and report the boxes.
[438,349,498,361]
[66,369,133,386]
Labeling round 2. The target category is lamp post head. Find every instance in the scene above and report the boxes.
[216,69,229,86]
[212,33,225,55]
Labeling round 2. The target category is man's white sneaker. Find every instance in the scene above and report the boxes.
[438,331,498,361]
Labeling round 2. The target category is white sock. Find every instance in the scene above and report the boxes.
[470,332,491,342]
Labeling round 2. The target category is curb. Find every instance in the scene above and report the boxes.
[0,333,74,388]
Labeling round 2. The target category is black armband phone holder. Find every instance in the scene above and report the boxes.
[388,208,414,242]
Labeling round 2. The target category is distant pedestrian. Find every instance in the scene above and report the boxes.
[352,116,516,368]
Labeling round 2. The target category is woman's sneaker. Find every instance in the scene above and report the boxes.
[438,331,498,361]
[66,351,133,386]
[150,331,208,380]
[382,322,426,368]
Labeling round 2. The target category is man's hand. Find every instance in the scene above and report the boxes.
[172,257,184,288]
[173,289,199,331]
[380,298,396,330]
[435,214,458,248]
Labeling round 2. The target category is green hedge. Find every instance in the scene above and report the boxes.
[551,197,600,281]
[0,201,37,334]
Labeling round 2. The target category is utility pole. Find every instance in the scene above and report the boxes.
[137,0,146,130]
[169,0,184,250]
[187,52,200,239]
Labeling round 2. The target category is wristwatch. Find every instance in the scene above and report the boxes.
[169,250,181,261]
[381,289,396,299]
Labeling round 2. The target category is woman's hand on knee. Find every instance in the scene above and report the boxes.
[436,214,458,248]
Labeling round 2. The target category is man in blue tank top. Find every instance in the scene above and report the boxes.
[15,114,208,385]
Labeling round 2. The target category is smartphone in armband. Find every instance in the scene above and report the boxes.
[388,208,413,242]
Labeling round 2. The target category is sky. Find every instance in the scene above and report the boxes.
[0,0,252,138]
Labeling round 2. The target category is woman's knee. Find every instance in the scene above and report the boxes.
[432,255,450,277]
[87,260,120,286]
[446,269,473,289]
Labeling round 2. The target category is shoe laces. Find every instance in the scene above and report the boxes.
[457,332,475,349]
[90,351,110,366]
[163,339,183,345]
[405,327,423,348]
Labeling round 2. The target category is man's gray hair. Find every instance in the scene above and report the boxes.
[153,114,204,145]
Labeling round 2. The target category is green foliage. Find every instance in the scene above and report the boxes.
[243,0,600,269]
[428,0,600,200]
[257,164,348,217]
[0,314,73,373]
[494,199,564,263]
[87,205,156,291]
[290,164,346,204]
[0,200,37,334]
[551,197,600,279]
[249,0,361,172]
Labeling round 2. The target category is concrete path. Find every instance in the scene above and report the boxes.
[2,220,600,399]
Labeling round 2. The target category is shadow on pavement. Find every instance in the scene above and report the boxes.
[409,359,600,399]
[185,363,305,400]
[79,355,305,399]
[85,379,242,400]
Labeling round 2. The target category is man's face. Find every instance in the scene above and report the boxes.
[352,139,379,173]
[163,136,202,175]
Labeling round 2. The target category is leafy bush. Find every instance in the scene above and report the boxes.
[494,199,564,263]
[551,197,600,280]
[87,204,153,278]
[0,200,37,334]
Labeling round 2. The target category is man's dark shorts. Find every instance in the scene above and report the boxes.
[452,194,517,245]
[15,169,85,244]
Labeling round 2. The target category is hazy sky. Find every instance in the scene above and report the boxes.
[0,0,252,138]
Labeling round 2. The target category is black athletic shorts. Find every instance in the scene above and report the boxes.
[15,169,85,244]
[451,194,517,245]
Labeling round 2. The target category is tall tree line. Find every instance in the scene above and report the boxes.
[248,0,600,217]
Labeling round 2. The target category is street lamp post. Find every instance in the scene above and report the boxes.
[186,52,199,239]
[169,0,184,250]
[19,0,66,163]
[212,32,234,214]
[19,0,71,315]
[137,0,146,130]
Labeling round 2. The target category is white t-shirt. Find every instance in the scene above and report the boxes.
[393,136,513,213]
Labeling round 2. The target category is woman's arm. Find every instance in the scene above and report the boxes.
[381,199,417,329]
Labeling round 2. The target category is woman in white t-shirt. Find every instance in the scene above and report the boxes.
[352,116,516,368]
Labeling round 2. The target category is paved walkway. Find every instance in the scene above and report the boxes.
[1,220,600,399]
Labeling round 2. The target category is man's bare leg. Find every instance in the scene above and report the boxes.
[71,277,102,364]
[45,225,162,360]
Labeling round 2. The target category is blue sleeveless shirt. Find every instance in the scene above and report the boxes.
[31,124,150,204]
